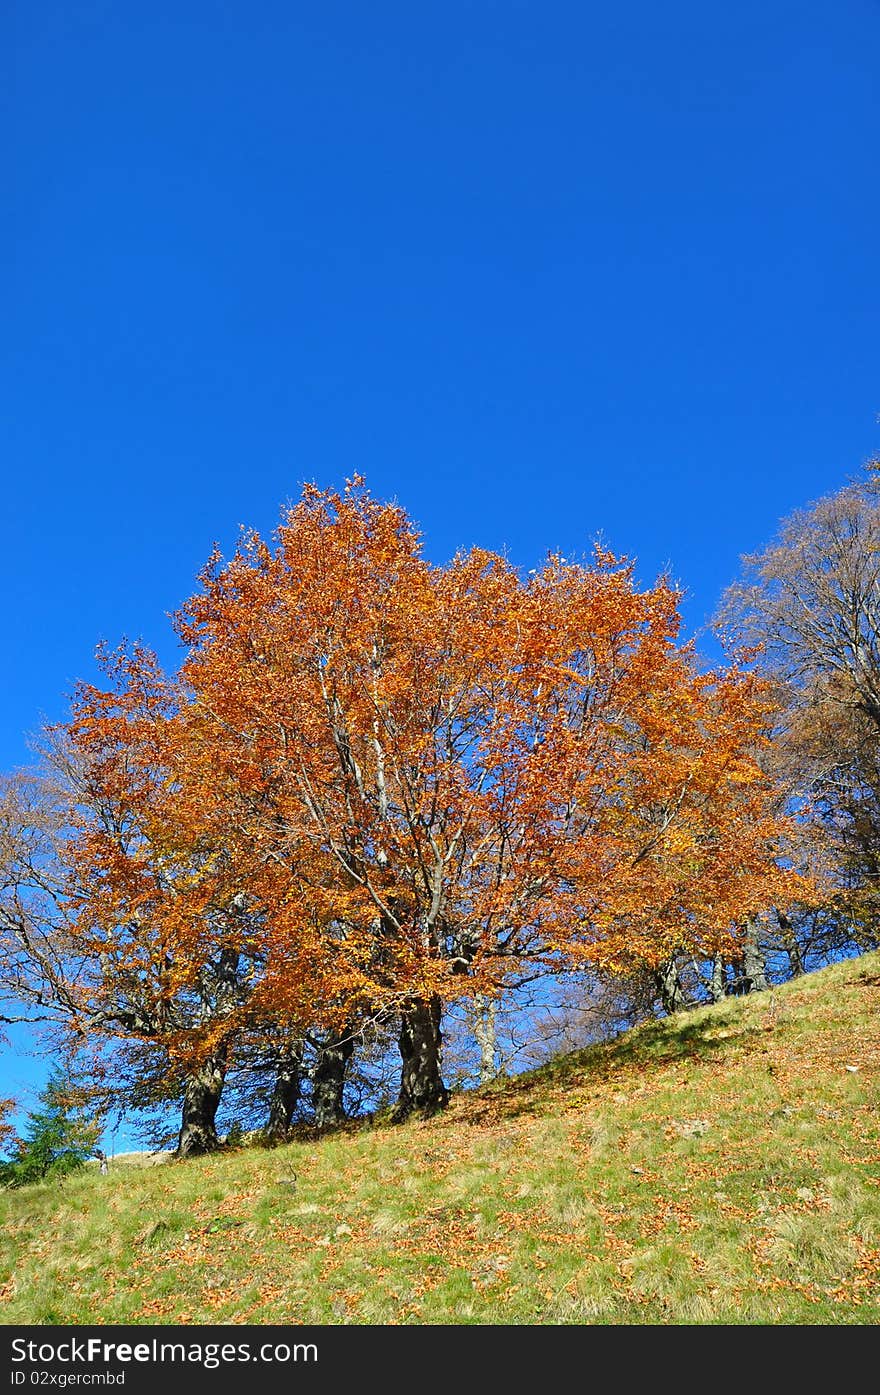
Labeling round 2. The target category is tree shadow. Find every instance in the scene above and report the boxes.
[448,1007,765,1127]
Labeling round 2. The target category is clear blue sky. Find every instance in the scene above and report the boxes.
[2,0,879,1128]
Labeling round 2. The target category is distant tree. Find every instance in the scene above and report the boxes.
[719,464,880,957]
[0,1070,101,1188]
[0,768,87,1035]
[0,1098,17,1155]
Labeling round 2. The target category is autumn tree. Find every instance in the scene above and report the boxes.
[0,768,87,1037]
[0,744,366,1152]
[563,636,800,1010]
[164,481,796,1115]
[0,1099,17,1156]
[60,650,269,1157]
[5,480,798,1141]
[719,464,880,959]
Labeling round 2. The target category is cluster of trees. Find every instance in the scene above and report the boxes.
[1,469,877,1161]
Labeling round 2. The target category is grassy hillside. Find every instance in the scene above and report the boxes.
[2,952,879,1325]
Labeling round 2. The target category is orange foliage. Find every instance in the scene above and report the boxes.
[0,1098,17,1155]
[61,481,798,1058]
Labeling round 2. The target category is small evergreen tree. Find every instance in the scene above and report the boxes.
[0,1071,101,1188]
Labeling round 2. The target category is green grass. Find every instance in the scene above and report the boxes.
[3,951,879,1324]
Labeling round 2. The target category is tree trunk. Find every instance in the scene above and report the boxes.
[175,1047,228,1158]
[776,910,804,978]
[709,955,727,1003]
[311,1028,355,1130]
[392,996,448,1122]
[742,917,770,993]
[265,1039,305,1142]
[474,994,499,1085]
[654,957,686,1016]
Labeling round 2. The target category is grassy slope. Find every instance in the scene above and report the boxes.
[2,951,879,1325]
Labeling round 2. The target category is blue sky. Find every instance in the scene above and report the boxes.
[2,0,879,1130]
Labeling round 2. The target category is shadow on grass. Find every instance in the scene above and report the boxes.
[451,1005,766,1127]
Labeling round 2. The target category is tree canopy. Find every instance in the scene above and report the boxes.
[22,479,796,1138]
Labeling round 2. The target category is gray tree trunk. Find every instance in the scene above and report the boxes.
[776,910,804,978]
[709,955,727,1003]
[392,996,448,1121]
[655,957,686,1016]
[311,1028,355,1130]
[175,1048,228,1158]
[742,917,770,993]
[265,1039,305,1142]
[474,994,499,1085]
[174,944,241,1158]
